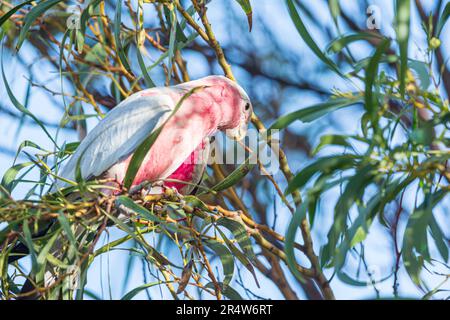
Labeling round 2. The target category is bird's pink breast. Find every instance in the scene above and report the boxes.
[106,82,237,193]
[164,161,196,190]
[129,140,206,192]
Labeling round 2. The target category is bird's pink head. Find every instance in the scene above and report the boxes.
[174,75,253,140]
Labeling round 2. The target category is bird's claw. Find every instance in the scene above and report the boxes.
[164,186,183,199]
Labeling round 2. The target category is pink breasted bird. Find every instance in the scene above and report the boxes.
[14,76,252,299]
[55,75,253,194]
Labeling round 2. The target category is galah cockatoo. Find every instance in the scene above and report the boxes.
[56,75,252,194]
[14,76,253,298]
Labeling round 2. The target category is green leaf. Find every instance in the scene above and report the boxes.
[0,239,17,288]
[337,270,392,287]
[270,96,362,130]
[35,229,61,283]
[123,86,205,189]
[141,32,198,78]
[334,206,373,270]
[162,5,187,43]
[208,159,255,193]
[285,154,359,195]
[0,184,10,198]
[370,176,414,221]
[114,0,132,72]
[285,202,308,283]
[121,240,137,295]
[178,4,196,30]
[76,0,103,54]
[204,240,235,288]
[328,0,340,23]
[103,211,177,268]
[321,164,377,268]
[408,59,431,90]
[395,0,411,97]
[204,282,242,300]
[84,289,102,300]
[326,32,384,54]
[57,212,77,250]
[429,216,449,262]
[312,134,353,155]
[16,0,64,50]
[116,196,161,223]
[21,220,37,273]
[286,0,343,77]
[337,271,370,287]
[215,227,259,287]
[365,38,390,118]
[306,176,348,227]
[235,0,253,31]
[336,176,414,266]
[121,281,167,300]
[216,217,256,262]
[74,148,88,194]
[13,140,47,164]
[410,121,434,146]
[84,43,107,64]
[1,52,57,146]
[136,47,156,88]
[334,164,376,227]
[402,190,446,285]
[422,288,447,300]
[166,6,177,83]
[354,54,398,73]
[0,0,33,28]
[1,162,34,192]
[435,2,450,37]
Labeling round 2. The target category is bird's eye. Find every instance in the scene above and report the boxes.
[245,103,251,111]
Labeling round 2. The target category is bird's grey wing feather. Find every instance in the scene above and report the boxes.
[55,94,174,189]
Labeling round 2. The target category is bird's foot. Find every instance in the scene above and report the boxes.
[129,180,158,195]
[163,186,184,200]
[142,181,167,196]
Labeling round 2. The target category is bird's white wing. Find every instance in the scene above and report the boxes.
[55,93,174,189]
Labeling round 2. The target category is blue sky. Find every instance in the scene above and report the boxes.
[1,0,449,299]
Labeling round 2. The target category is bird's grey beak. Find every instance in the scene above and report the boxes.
[226,123,248,141]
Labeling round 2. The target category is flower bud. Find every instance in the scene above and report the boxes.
[429,37,441,49]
